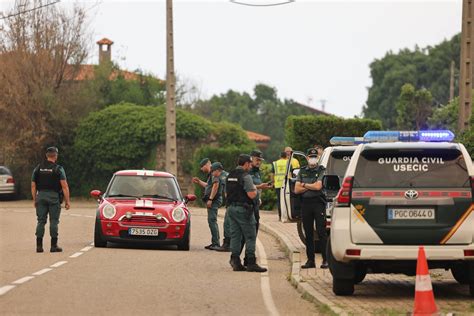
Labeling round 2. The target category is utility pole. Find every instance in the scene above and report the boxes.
[165,0,177,175]
[449,60,455,102]
[458,0,473,132]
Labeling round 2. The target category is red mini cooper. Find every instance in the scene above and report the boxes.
[91,170,196,250]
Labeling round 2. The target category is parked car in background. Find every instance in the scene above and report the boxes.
[0,166,17,199]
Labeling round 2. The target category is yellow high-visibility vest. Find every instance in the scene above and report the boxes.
[273,158,288,189]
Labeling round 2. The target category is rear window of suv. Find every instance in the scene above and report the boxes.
[326,150,354,177]
[353,148,469,188]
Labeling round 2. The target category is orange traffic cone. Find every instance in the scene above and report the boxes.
[413,246,438,316]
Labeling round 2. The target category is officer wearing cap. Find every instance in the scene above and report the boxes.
[294,148,328,269]
[226,154,267,273]
[192,158,221,250]
[31,147,71,253]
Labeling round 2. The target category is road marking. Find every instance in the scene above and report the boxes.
[32,268,52,276]
[256,237,280,316]
[12,276,34,285]
[69,252,83,258]
[50,261,68,268]
[69,214,82,217]
[80,246,93,252]
[0,285,16,296]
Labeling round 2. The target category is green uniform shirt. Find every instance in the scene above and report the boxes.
[296,165,325,199]
[249,166,262,200]
[237,166,256,193]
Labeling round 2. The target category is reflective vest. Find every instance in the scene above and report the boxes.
[273,159,287,189]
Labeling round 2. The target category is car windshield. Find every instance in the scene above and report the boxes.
[326,150,354,177]
[106,175,181,200]
[0,167,11,176]
[353,148,470,188]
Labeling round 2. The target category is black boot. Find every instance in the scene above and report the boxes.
[243,257,248,267]
[246,257,267,273]
[229,255,246,271]
[50,237,63,253]
[216,238,231,252]
[301,260,316,269]
[36,238,43,253]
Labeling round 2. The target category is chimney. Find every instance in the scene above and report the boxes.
[97,38,114,65]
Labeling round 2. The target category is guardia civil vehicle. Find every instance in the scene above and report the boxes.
[328,130,474,297]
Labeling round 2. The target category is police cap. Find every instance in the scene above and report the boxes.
[250,149,264,160]
[46,147,59,154]
[211,162,224,171]
[237,154,252,166]
[199,158,210,167]
[306,148,318,157]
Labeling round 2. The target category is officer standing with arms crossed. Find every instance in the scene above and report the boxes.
[31,147,71,253]
[294,148,328,269]
[226,154,267,272]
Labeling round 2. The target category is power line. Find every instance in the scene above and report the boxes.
[230,0,295,7]
[0,0,61,20]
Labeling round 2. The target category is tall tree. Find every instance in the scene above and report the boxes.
[396,84,433,130]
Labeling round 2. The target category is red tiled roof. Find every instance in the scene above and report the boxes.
[246,130,271,142]
[64,64,144,82]
[97,38,114,45]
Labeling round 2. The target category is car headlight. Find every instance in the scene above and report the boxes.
[102,204,116,219]
[172,207,186,222]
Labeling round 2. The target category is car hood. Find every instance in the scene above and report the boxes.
[103,198,183,215]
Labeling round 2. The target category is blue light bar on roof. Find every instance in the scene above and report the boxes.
[363,130,455,143]
[329,137,365,146]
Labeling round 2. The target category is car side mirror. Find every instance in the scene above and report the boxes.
[323,175,340,192]
[90,190,102,199]
[185,194,197,203]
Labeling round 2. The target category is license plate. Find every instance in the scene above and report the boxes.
[128,228,159,236]
[388,208,435,220]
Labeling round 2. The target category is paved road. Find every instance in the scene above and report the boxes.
[0,201,318,315]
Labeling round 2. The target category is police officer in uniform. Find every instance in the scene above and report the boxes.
[226,154,266,272]
[295,148,328,269]
[31,147,71,253]
[248,149,272,234]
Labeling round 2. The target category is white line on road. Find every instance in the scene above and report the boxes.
[12,276,34,285]
[0,285,16,296]
[69,252,83,258]
[32,268,52,276]
[50,261,68,268]
[69,214,82,217]
[80,246,93,252]
[256,237,280,316]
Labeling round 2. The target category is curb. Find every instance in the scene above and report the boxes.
[258,221,347,316]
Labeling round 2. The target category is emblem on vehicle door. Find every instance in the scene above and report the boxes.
[404,190,419,199]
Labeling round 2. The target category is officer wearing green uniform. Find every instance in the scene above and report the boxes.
[193,158,221,250]
[295,148,328,269]
[226,154,267,273]
[208,162,231,252]
[31,147,71,253]
[248,150,272,234]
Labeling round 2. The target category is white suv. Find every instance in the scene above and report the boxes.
[329,140,474,296]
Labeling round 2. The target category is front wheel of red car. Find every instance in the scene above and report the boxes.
[94,219,107,248]
[177,224,190,251]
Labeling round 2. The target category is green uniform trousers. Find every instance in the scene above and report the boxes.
[207,205,220,246]
[228,205,256,259]
[223,208,231,240]
[35,191,61,238]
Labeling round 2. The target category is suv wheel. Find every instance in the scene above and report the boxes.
[354,265,367,284]
[328,240,355,296]
[451,264,469,285]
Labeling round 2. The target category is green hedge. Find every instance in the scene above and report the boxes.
[285,115,382,151]
[70,103,213,195]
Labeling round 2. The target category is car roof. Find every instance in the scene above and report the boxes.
[330,145,358,152]
[360,141,462,151]
[114,170,174,177]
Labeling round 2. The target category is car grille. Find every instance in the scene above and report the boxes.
[120,215,168,227]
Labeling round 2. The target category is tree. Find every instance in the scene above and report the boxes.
[396,84,433,130]
[364,34,465,128]
[0,0,91,194]
[428,97,459,131]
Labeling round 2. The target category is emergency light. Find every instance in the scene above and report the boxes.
[363,130,455,143]
[329,137,366,146]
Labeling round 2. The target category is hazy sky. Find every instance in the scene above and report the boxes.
[0,0,462,117]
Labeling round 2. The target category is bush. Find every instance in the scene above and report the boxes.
[70,103,213,195]
[213,121,254,147]
[285,115,382,151]
[259,163,277,211]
